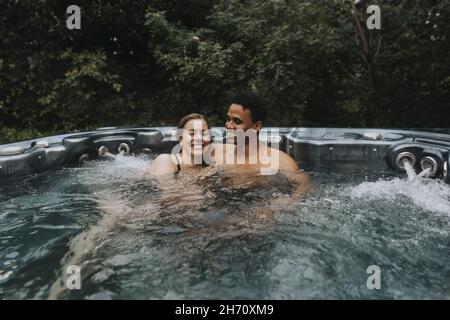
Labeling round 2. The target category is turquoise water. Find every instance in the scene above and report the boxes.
[1,155,450,299]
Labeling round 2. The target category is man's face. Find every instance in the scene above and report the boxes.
[225,104,261,132]
[225,103,262,146]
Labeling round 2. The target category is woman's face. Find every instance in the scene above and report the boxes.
[179,119,211,157]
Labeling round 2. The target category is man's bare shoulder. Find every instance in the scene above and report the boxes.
[269,147,299,172]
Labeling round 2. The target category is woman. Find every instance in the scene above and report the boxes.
[147,113,213,176]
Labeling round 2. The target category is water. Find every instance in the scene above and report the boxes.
[1,155,450,299]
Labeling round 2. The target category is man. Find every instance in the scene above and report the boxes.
[210,92,311,219]
[214,92,299,174]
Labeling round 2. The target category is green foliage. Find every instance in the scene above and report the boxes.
[0,127,49,144]
[1,0,449,144]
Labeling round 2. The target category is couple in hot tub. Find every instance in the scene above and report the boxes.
[147,92,303,178]
[49,93,310,299]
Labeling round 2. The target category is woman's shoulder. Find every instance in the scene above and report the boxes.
[154,153,177,162]
[147,153,179,176]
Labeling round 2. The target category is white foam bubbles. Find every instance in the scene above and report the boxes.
[350,174,450,215]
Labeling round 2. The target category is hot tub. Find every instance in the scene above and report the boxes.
[1,128,450,300]
[1,127,449,182]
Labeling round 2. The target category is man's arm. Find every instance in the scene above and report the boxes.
[252,149,312,220]
[252,169,312,221]
[276,148,312,192]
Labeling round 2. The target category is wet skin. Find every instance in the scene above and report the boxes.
[147,119,211,176]
[219,103,299,173]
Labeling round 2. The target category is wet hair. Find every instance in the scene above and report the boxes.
[229,92,266,123]
[177,113,210,129]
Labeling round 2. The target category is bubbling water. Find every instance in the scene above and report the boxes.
[1,154,450,300]
[350,162,450,215]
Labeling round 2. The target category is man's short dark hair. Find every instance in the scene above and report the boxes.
[229,92,267,123]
